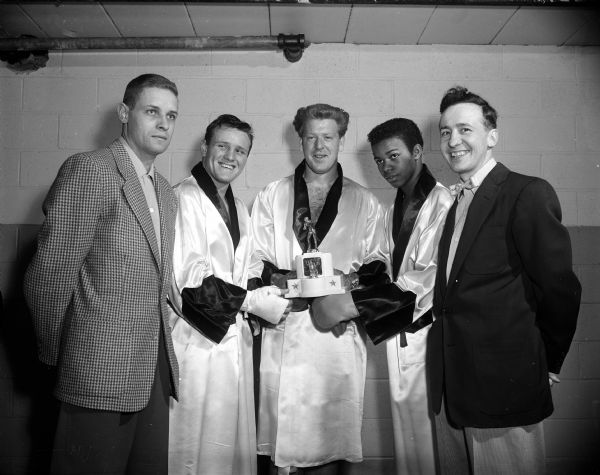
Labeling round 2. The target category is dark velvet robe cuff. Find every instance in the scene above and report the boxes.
[356,260,390,287]
[352,283,416,345]
[181,275,247,344]
[247,277,262,291]
[261,260,291,286]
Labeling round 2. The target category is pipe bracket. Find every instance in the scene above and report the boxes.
[277,34,306,63]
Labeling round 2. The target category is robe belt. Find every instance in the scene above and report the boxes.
[399,310,433,347]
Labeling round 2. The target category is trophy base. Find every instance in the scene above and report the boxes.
[286,275,345,298]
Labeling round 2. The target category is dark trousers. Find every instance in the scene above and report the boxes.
[50,328,171,475]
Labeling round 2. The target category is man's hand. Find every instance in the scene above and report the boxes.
[311,293,359,331]
[289,298,309,312]
[243,286,289,324]
[549,372,560,387]
[271,271,296,289]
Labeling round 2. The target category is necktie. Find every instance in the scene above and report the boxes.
[446,184,476,282]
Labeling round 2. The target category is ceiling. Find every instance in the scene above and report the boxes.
[0,1,599,47]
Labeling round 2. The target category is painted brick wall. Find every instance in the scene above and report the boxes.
[0,44,598,474]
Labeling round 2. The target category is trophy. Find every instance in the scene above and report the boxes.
[286,218,345,298]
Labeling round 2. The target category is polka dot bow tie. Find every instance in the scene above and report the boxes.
[449,179,475,196]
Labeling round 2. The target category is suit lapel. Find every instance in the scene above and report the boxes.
[111,140,162,268]
[446,163,510,290]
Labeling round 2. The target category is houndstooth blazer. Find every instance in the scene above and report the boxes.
[24,139,179,412]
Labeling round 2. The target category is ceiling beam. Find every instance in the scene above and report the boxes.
[0,0,595,5]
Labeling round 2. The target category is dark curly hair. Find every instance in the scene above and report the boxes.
[293,103,350,138]
[440,86,498,129]
[367,118,423,152]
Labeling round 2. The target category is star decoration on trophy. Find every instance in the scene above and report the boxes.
[285,217,345,298]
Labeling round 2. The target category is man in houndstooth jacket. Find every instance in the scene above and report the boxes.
[24,74,180,474]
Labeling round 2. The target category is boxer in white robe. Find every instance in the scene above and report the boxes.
[313,118,453,474]
[251,104,388,474]
[168,115,289,475]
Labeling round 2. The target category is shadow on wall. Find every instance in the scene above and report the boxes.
[92,108,122,151]
[282,121,304,171]
[0,231,58,475]
[422,116,456,188]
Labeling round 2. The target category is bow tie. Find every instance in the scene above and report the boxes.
[449,179,475,196]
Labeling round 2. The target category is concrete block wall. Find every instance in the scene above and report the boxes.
[0,44,598,474]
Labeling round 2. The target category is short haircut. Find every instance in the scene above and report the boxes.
[293,103,350,138]
[122,74,178,108]
[367,118,423,153]
[439,86,498,129]
[204,114,254,152]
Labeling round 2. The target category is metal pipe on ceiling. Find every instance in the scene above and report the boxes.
[0,34,307,63]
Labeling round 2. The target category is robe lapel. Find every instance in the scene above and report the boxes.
[446,163,510,290]
[224,186,240,249]
[391,164,436,280]
[112,140,161,268]
[191,162,240,250]
[292,160,343,252]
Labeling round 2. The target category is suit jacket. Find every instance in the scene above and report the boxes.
[24,139,179,412]
[429,162,580,428]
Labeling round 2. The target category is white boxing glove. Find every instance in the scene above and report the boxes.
[242,285,289,324]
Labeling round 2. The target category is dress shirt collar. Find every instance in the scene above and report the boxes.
[467,157,497,189]
[119,136,156,180]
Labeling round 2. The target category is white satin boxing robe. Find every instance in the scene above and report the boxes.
[168,170,262,475]
[382,178,452,475]
[251,167,383,469]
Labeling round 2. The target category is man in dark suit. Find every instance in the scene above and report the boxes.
[24,74,180,474]
[429,86,581,474]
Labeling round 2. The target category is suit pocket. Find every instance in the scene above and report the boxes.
[474,340,544,416]
[463,225,509,275]
[60,318,132,399]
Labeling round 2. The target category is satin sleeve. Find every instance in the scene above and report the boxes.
[251,183,284,281]
[360,197,388,267]
[246,215,265,282]
[171,182,247,343]
[354,188,453,344]
[396,188,453,320]
[355,199,390,288]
